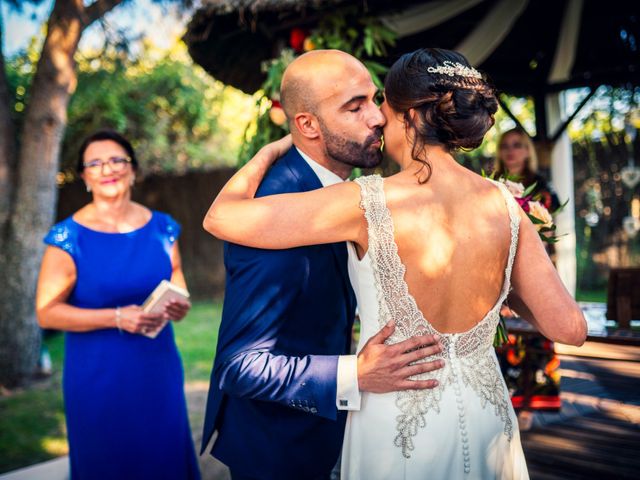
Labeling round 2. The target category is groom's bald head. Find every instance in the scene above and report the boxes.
[280,50,370,123]
[279,49,385,176]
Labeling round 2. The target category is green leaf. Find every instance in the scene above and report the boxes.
[552,197,570,214]
[363,60,388,75]
[522,182,537,197]
[527,214,546,225]
[363,36,374,57]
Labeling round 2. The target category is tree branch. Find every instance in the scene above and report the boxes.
[84,0,126,27]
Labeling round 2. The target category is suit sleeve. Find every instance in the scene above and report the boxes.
[214,242,340,421]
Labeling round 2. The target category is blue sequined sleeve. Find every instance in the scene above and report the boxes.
[161,213,181,245]
[43,220,77,259]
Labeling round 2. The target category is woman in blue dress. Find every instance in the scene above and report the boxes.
[36,130,200,480]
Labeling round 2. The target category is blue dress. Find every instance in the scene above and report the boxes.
[44,211,200,480]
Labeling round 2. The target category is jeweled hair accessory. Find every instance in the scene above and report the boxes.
[427,61,482,79]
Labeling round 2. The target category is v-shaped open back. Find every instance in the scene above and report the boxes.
[355,174,521,339]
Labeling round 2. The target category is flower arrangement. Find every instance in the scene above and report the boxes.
[498,178,566,244]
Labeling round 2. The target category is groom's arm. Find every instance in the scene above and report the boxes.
[215,243,444,421]
[214,244,342,421]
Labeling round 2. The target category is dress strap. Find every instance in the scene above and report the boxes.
[354,174,393,331]
[354,174,434,343]
[491,180,521,300]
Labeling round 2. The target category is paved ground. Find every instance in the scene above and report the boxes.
[3,341,638,480]
[521,350,640,480]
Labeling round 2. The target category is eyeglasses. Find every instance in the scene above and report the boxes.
[83,156,132,175]
[499,142,525,150]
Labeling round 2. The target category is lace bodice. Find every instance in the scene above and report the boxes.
[354,175,521,469]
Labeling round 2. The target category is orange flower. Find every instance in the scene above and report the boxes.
[269,103,287,126]
[303,37,316,52]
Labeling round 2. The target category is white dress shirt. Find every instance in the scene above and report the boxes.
[296,147,362,411]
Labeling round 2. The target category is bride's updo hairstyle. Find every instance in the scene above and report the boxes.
[384,48,498,182]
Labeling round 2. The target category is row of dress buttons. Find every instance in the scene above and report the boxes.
[450,335,471,474]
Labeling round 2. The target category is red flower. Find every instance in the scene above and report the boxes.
[516,196,531,213]
[539,191,552,210]
[289,28,308,53]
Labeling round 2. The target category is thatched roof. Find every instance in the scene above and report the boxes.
[184,0,418,93]
[196,0,344,15]
[184,0,640,96]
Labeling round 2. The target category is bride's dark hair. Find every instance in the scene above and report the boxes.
[384,48,498,182]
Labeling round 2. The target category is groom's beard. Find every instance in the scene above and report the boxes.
[319,121,383,169]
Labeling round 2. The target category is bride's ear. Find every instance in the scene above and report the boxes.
[293,112,321,140]
[406,108,419,129]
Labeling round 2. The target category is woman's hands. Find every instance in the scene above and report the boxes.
[163,299,191,322]
[115,299,191,335]
[117,305,164,335]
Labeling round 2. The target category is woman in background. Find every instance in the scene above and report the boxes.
[494,127,563,418]
[494,128,559,211]
[36,130,200,480]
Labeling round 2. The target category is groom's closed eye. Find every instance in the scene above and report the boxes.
[342,95,368,113]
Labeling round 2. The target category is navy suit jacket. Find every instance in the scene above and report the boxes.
[201,147,357,479]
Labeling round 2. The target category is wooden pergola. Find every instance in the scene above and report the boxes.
[184,0,640,294]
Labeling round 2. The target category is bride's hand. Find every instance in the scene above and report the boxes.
[254,134,293,167]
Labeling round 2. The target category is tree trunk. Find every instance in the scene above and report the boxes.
[0,0,125,387]
[0,0,88,387]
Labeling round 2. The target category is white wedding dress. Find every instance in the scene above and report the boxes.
[341,175,529,480]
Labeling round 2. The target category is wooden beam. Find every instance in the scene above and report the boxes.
[550,88,595,143]
[534,93,548,142]
[497,95,530,136]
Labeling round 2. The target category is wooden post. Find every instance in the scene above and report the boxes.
[546,92,577,296]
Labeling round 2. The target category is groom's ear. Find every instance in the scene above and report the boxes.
[293,112,321,140]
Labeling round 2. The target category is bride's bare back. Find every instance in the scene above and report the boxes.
[369,163,511,334]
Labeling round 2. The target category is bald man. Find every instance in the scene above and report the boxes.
[201,50,441,480]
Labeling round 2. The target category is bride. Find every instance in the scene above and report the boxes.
[203,48,587,479]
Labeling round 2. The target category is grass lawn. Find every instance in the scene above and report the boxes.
[575,289,607,303]
[0,301,222,474]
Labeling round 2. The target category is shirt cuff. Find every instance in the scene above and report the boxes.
[336,354,361,411]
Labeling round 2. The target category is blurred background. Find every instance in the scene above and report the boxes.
[0,1,638,479]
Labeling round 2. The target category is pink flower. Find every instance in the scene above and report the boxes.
[502,179,525,198]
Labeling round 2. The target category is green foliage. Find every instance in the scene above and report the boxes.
[64,43,253,175]
[7,40,254,179]
[260,49,296,100]
[308,9,395,89]
[5,36,42,142]
[239,9,397,166]
[568,85,640,142]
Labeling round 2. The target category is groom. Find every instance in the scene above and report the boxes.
[202,50,442,480]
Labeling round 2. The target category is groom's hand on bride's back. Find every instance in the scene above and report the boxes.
[357,321,444,393]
